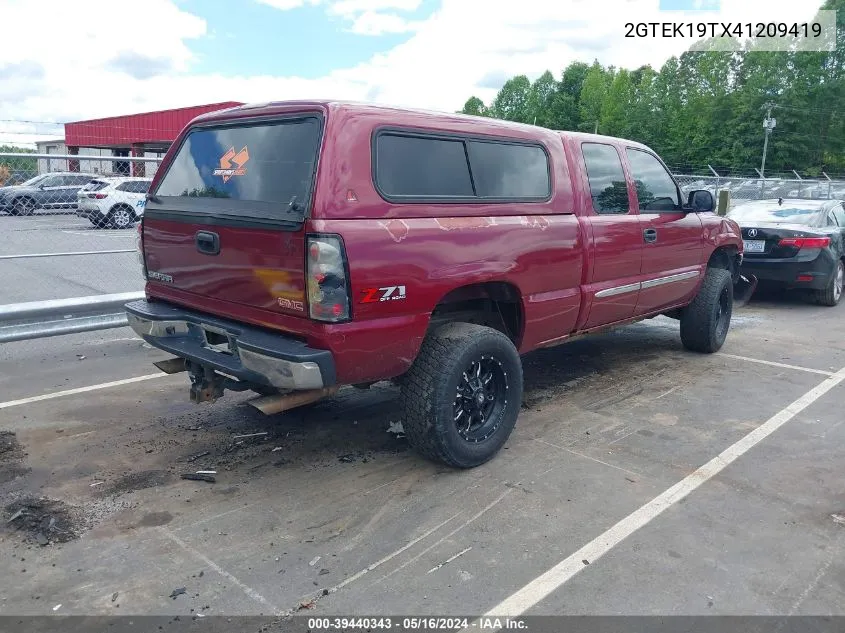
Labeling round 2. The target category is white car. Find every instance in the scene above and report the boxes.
[75,176,151,229]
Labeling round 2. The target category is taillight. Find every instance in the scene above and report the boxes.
[88,193,108,199]
[136,220,147,278]
[306,234,350,322]
[778,236,830,249]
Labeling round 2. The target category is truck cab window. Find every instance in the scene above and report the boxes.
[582,143,629,215]
[626,148,681,212]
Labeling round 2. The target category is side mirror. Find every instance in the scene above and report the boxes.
[688,189,714,212]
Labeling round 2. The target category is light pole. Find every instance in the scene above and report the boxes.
[761,102,776,179]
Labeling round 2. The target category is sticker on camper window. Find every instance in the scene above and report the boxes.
[213,146,249,182]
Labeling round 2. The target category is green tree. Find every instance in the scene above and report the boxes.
[490,75,532,122]
[578,62,611,133]
[461,96,488,117]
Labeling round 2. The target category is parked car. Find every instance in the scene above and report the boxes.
[728,198,845,306]
[0,172,97,215]
[125,101,751,468]
[75,176,151,229]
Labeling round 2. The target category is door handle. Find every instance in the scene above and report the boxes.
[643,228,657,243]
[195,231,220,255]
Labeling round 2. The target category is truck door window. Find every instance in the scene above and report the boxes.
[626,148,682,212]
[582,143,629,214]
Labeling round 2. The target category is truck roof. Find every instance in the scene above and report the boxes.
[189,100,651,151]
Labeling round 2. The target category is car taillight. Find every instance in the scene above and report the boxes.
[88,193,108,199]
[306,234,350,322]
[778,236,830,249]
[136,220,147,278]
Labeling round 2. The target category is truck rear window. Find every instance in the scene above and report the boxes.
[154,116,322,218]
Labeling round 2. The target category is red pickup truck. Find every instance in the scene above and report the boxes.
[126,100,753,468]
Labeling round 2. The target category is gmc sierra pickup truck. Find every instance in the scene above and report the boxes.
[125,100,754,468]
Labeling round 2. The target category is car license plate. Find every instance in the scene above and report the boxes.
[743,240,765,254]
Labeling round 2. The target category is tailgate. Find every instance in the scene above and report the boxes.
[141,114,323,318]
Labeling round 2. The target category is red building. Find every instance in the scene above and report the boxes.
[64,102,243,177]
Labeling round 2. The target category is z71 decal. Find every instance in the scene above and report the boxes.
[360,286,407,303]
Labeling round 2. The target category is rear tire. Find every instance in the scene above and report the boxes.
[816,259,844,307]
[108,205,135,229]
[400,322,523,469]
[680,267,733,353]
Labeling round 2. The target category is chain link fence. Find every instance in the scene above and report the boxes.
[675,174,845,208]
[0,154,159,306]
[2,148,845,306]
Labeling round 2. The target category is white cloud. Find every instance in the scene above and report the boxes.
[255,0,321,9]
[347,11,420,35]
[328,0,422,14]
[0,0,829,147]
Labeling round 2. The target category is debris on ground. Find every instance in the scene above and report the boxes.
[187,451,210,463]
[387,421,405,436]
[309,556,321,567]
[181,473,216,483]
[232,432,268,440]
[298,600,316,610]
[4,497,78,544]
[338,454,355,463]
[832,512,845,525]
[195,470,217,475]
[319,568,330,575]
[112,592,119,602]
[76,355,86,360]
[89,481,104,487]
[272,447,283,452]
[52,604,61,611]
[0,431,30,485]
[169,587,186,600]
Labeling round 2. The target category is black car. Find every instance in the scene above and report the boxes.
[728,198,845,306]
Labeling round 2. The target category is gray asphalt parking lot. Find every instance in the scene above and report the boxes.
[1,284,844,623]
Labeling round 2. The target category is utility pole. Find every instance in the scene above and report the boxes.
[760,102,776,179]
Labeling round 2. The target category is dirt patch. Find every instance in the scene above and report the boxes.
[4,496,80,544]
[138,511,173,527]
[98,470,175,496]
[0,431,30,485]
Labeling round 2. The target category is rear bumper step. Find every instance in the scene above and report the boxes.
[125,299,336,390]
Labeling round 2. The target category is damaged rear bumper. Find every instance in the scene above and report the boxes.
[124,299,336,391]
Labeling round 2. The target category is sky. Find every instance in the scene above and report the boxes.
[0,0,830,146]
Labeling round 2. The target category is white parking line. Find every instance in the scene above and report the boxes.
[0,373,166,410]
[477,365,845,622]
[159,527,283,616]
[719,353,835,377]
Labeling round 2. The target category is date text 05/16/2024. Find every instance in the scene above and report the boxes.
[306,617,527,630]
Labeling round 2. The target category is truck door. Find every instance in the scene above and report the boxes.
[579,142,643,329]
[624,148,704,315]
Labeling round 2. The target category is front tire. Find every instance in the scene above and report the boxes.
[13,198,35,216]
[680,267,733,353]
[401,322,523,469]
[816,260,844,307]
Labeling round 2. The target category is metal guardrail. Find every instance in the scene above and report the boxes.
[0,249,136,260]
[0,291,143,343]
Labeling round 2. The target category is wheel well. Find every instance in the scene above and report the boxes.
[429,282,523,346]
[708,246,740,280]
[15,196,35,206]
